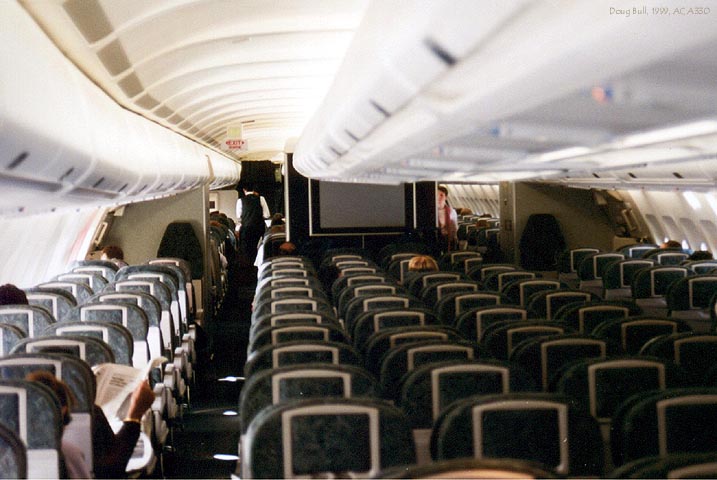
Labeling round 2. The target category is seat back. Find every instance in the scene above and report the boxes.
[363,326,463,373]
[90,291,164,356]
[0,352,96,471]
[24,287,76,322]
[577,252,625,281]
[351,308,439,352]
[54,272,108,293]
[64,303,150,367]
[502,279,565,306]
[0,379,62,479]
[602,259,655,296]
[618,243,659,259]
[399,360,538,429]
[555,357,686,425]
[0,423,27,479]
[526,289,596,320]
[345,294,423,334]
[239,364,379,434]
[511,334,617,390]
[667,275,717,311]
[250,312,340,341]
[685,259,717,274]
[431,392,604,476]
[11,334,115,366]
[379,340,480,400]
[419,281,479,307]
[467,264,517,282]
[592,317,691,354]
[405,272,463,298]
[0,324,25,356]
[44,320,134,365]
[484,270,536,292]
[244,340,362,377]
[248,323,349,354]
[37,281,93,305]
[252,296,335,323]
[610,452,717,479]
[557,248,601,274]
[640,332,717,385]
[611,388,717,466]
[632,266,690,299]
[336,284,403,320]
[554,300,640,334]
[435,292,507,325]
[482,321,572,360]
[68,260,119,282]
[242,398,415,478]
[0,305,56,338]
[455,305,530,343]
[649,250,690,265]
[105,279,176,351]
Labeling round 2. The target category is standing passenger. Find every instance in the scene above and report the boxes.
[437,185,458,254]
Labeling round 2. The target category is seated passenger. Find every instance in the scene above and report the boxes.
[660,239,683,249]
[0,283,28,305]
[408,255,439,272]
[101,245,128,267]
[29,368,155,479]
[688,250,713,261]
[278,241,297,256]
[25,371,91,479]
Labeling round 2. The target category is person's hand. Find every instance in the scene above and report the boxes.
[125,380,155,420]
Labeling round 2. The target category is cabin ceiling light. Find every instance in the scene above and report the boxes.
[618,119,717,148]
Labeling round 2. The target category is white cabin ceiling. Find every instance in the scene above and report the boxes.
[19,0,717,187]
[21,0,368,161]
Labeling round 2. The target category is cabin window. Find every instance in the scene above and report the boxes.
[699,220,717,254]
[644,214,664,242]
[660,216,681,244]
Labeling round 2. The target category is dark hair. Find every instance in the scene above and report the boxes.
[270,213,285,226]
[26,370,75,425]
[102,245,124,260]
[437,185,449,196]
[0,284,28,305]
[689,250,713,261]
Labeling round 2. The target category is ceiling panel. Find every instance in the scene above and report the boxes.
[22,0,368,161]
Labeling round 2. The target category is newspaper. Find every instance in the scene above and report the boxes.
[92,357,167,422]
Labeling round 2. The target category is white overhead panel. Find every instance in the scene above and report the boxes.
[22,0,369,162]
[0,1,243,215]
[294,0,717,186]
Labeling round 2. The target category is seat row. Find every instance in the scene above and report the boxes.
[0,256,202,478]
[240,246,714,477]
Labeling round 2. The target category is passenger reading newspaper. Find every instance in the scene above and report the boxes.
[92,357,166,476]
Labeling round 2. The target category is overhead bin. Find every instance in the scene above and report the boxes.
[0,1,239,215]
[294,0,717,185]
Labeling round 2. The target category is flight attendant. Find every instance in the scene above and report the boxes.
[236,185,269,264]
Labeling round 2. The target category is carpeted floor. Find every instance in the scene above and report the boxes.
[162,273,255,479]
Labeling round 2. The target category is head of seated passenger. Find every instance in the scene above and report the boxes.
[101,245,128,267]
[660,239,682,249]
[26,370,74,425]
[408,255,439,272]
[0,283,28,305]
[278,242,297,255]
[689,250,713,261]
[270,213,285,226]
